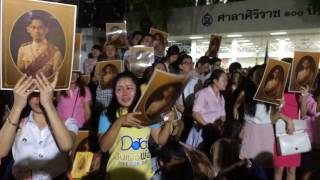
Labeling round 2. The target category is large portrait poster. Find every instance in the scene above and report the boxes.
[105,22,128,48]
[128,46,154,78]
[206,35,222,58]
[289,51,320,92]
[134,70,190,126]
[94,60,123,89]
[1,0,76,90]
[254,59,291,105]
[72,33,81,71]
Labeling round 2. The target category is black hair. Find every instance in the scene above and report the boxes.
[228,62,242,74]
[28,13,48,27]
[92,44,102,52]
[138,34,154,44]
[173,54,193,72]
[157,137,193,180]
[166,45,180,57]
[131,31,143,39]
[196,56,210,68]
[243,76,270,117]
[313,71,320,100]
[209,57,222,65]
[106,71,141,123]
[223,120,242,140]
[206,69,226,87]
[158,137,187,163]
[143,62,167,84]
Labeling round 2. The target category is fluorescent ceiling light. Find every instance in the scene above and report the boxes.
[242,42,254,45]
[226,34,243,38]
[202,42,209,44]
[270,32,287,35]
[168,40,176,43]
[236,39,250,43]
[189,36,203,39]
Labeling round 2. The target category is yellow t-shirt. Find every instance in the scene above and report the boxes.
[106,108,153,180]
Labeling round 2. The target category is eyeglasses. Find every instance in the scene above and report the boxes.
[183,61,194,65]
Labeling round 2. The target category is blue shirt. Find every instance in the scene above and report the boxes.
[98,112,161,134]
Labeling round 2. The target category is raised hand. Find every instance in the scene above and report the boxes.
[13,74,36,110]
[118,112,143,128]
[34,72,58,107]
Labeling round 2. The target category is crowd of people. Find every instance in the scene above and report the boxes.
[0,29,319,180]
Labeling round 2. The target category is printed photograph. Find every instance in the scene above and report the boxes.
[128,46,154,78]
[95,60,124,89]
[205,35,222,58]
[254,59,291,105]
[105,22,128,48]
[134,70,190,126]
[289,51,320,92]
[1,0,76,90]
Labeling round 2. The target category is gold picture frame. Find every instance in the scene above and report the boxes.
[288,51,320,92]
[1,0,76,90]
[254,59,291,105]
[134,70,190,126]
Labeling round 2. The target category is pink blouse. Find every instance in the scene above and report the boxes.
[193,86,225,123]
[57,87,92,128]
[302,94,318,144]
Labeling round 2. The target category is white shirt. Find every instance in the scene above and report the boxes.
[177,73,200,118]
[244,103,272,124]
[12,113,78,180]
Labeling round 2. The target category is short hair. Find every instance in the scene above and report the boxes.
[131,31,143,39]
[166,45,180,57]
[228,62,242,73]
[139,34,154,44]
[176,54,192,66]
[28,15,48,27]
[196,56,210,68]
[92,44,102,52]
[209,57,222,65]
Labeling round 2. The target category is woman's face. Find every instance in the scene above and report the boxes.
[180,58,194,73]
[213,73,228,91]
[29,95,43,114]
[105,45,116,58]
[154,63,167,72]
[273,69,280,78]
[163,86,175,99]
[231,72,241,85]
[115,77,137,108]
[92,48,101,58]
[103,67,116,84]
[169,54,179,64]
[141,36,153,47]
[302,59,311,68]
[132,34,142,46]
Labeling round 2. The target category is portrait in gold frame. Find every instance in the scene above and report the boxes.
[1,0,76,90]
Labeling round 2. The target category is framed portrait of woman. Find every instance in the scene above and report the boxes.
[254,59,291,105]
[1,0,76,90]
[289,51,320,92]
[134,70,190,126]
[205,35,222,58]
[94,60,124,90]
[106,22,128,48]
